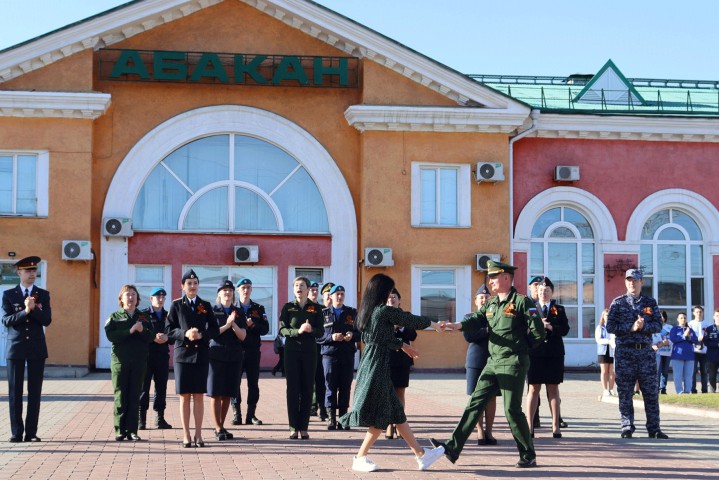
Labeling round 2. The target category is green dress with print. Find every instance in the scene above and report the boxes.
[339,305,431,429]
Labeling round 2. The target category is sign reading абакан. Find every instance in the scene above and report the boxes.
[98,48,359,88]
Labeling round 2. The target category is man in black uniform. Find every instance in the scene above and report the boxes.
[139,287,172,430]
[2,256,52,442]
[318,285,359,430]
[231,278,270,426]
[310,282,333,421]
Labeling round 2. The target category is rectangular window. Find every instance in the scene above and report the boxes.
[411,163,470,227]
[131,265,172,304]
[412,265,471,323]
[0,152,48,217]
[187,265,276,338]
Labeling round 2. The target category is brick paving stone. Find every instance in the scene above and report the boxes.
[1,371,718,479]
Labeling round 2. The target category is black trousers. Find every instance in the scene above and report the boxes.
[312,344,326,414]
[322,353,354,411]
[284,347,316,431]
[139,352,170,412]
[233,348,261,418]
[7,358,45,439]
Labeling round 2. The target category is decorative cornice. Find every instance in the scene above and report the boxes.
[0,91,111,118]
[344,105,528,133]
[240,0,528,111]
[533,113,719,142]
[0,0,222,83]
[0,0,529,114]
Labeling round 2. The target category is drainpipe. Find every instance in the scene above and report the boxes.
[508,109,540,264]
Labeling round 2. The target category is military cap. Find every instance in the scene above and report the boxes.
[475,284,490,296]
[329,285,345,295]
[218,279,235,292]
[321,282,335,295]
[310,282,319,288]
[15,256,41,270]
[625,269,643,280]
[528,275,543,285]
[486,259,517,277]
[181,269,198,284]
[538,276,554,289]
[149,287,167,297]
[236,277,253,287]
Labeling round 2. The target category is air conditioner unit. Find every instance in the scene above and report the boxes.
[103,217,133,237]
[234,245,259,263]
[365,247,394,267]
[62,240,93,261]
[475,162,504,182]
[475,253,501,271]
[554,165,580,182]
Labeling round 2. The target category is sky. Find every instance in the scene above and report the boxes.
[1,0,718,80]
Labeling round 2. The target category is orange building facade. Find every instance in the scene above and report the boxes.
[0,0,530,369]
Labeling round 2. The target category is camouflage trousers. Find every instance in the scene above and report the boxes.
[615,344,661,433]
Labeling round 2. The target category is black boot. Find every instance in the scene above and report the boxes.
[327,410,336,430]
[138,410,147,430]
[246,406,263,425]
[155,411,172,429]
[231,404,242,425]
[339,408,350,430]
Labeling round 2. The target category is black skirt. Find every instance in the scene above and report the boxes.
[390,365,411,389]
[207,358,241,397]
[597,352,614,364]
[174,360,209,394]
[527,355,565,385]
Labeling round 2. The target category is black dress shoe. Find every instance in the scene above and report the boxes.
[300,431,310,440]
[649,430,669,439]
[621,430,633,438]
[215,430,227,441]
[516,458,537,468]
[115,435,126,441]
[429,438,457,464]
[247,416,263,426]
[24,436,41,442]
[128,433,142,441]
[181,440,193,448]
[484,431,497,445]
[552,432,562,439]
[9,436,22,443]
[559,419,568,428]
[220,428,233,439]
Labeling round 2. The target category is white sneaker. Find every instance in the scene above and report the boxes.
[416,446,445,471]
[609,390,616,396]
[604,389,611,396]
[353,456,379,472]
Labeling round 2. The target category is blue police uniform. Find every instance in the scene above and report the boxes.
[317,295,359,429]
[1,256,51,442]
[606,270,666,438]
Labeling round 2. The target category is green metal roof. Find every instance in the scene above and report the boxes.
[470,61,719,116]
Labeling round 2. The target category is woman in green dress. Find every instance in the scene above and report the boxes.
[338,273,446,472]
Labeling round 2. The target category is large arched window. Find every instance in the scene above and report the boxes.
[132,134,329,233]
[639,208,704,323]
[529,206,596,339]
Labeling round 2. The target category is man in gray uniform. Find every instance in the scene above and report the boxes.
[606,269,668,439]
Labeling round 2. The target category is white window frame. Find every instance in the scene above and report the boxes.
[129,264,173,303]
[0,150,49,217]
[411,265,472,324]
[410,162,470,228]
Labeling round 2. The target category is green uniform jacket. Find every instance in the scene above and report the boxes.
[279,300,323,352]
[105,309,155,361]
[461,287,545,366]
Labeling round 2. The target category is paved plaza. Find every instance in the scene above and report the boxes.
[0,371,717,479]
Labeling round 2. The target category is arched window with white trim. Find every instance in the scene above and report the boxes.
[639,208,704,322]
[529,206,596,339]
[132,134,329,233]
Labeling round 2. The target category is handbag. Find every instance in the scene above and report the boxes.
[273,334,283,354]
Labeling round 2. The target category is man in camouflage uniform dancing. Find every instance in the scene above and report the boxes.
[606,269,669,439]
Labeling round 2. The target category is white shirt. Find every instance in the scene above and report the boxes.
[689,318,712,354]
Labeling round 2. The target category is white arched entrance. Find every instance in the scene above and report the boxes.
[97,105,357,368]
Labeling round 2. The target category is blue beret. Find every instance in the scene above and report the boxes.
[236,277,252,287]
[310,282,319,288]
[181,269,198,284]
[329,285,345,294]
[218,279,235,292]
[528,275,544,285]
[149,287,167,296]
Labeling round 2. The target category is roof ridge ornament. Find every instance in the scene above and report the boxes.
[573,59,646,107]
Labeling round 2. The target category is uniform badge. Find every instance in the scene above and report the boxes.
[306,305,316,314]
[643,307,653,315]
[550,306,558,316]
[196,304,208,315]
[346,316,354,325]
[504,304,516,315]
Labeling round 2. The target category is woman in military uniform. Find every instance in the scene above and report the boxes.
[105,285,155,441]
[339,274,445,472]
[209,280,246,441]
[279,276,323,439]
[166,270,219,448]
[526,277,570,439]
